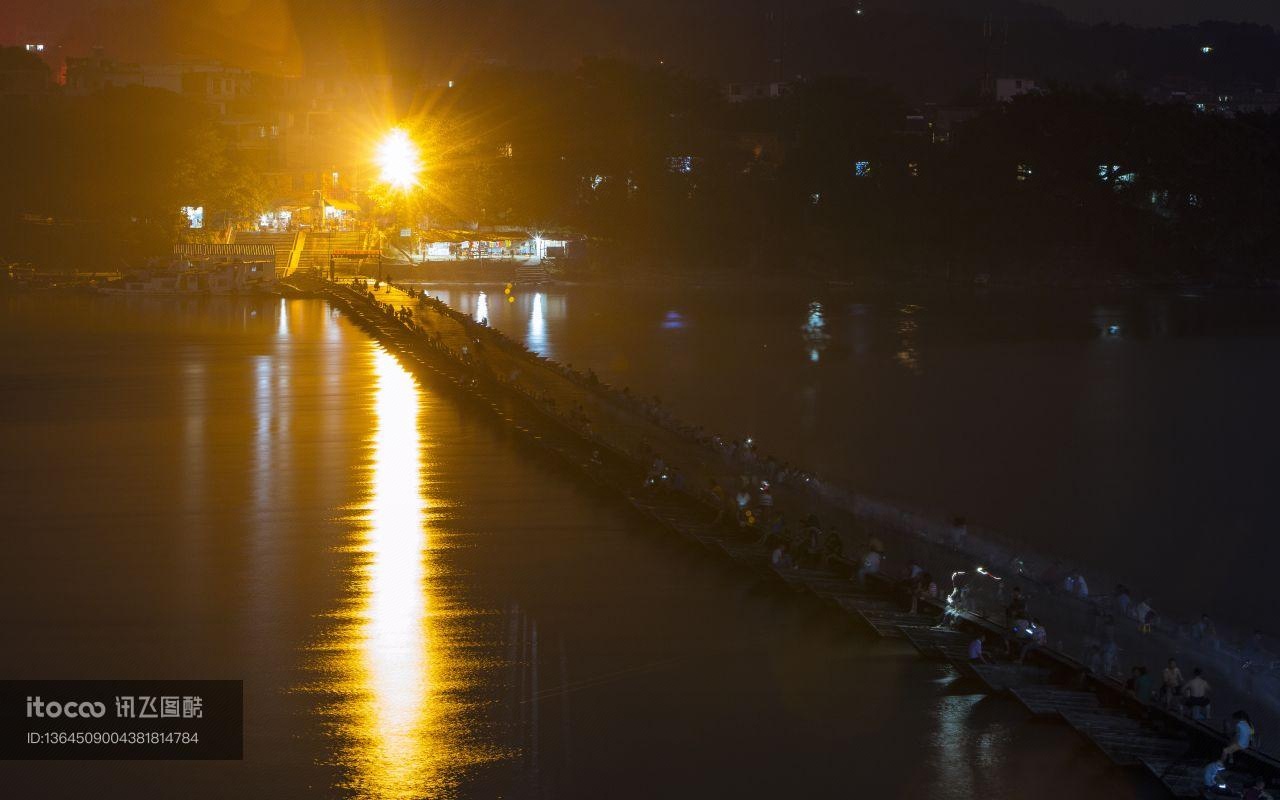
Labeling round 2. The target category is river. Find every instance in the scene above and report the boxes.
[420,280,1280,626]
[0,292,1166,797]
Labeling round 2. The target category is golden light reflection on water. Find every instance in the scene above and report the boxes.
[361,347,429,796]
[326,346,463,799]
[311,342,513,798]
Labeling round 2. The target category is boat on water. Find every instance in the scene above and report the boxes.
[99,258,277,295]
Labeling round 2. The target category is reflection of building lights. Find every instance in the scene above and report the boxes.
[527,292,546,354]
[474,292,489,325]
[803,301,829,363]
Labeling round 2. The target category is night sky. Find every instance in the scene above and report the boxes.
[1057,0,1280,26]
[6,0,1280,71]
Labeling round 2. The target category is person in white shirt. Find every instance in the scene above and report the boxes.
[1135,599,1152,626]
[1183,668,1212,720]
[771,543,795,570]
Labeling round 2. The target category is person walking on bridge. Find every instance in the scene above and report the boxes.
[1161,658,1185,709]
[1073,574,1089,599]
[855,539,884,586]
[1017,618,1047,663]
[709,480,726,523]
[1005,586,1028,626]
[1183,668,1213,720]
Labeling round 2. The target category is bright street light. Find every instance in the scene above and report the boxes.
[375,128,423,191]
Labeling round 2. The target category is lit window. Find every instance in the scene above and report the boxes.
[854,160,872,177]
[907,161,919,177]
[1201,45,1214,55]
[1017,163,1033,181]
[181,206,204,229]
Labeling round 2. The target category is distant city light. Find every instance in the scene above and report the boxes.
[855,160,872,177]
[25,43,45,52]
[1201,45,1214,55]
[375,128,423,191]
[666,155,695,174]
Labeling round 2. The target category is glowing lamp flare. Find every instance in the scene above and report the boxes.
[375,128,423,190]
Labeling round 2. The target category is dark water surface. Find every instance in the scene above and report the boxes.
[424,281,1280,624]
[0,294,1161,798]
